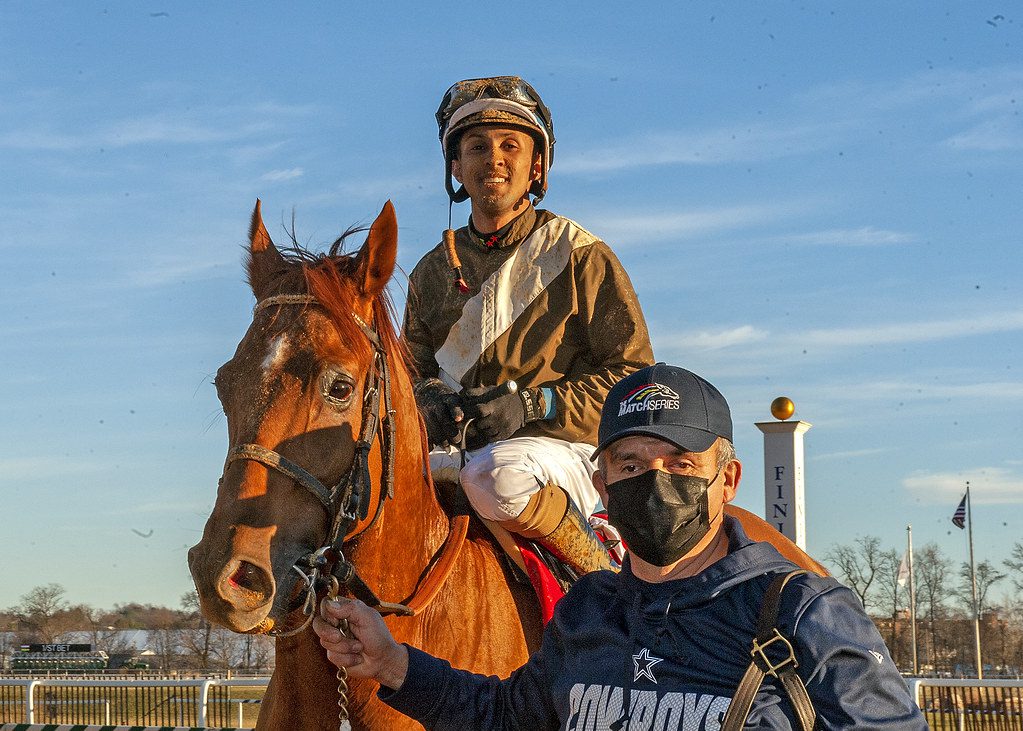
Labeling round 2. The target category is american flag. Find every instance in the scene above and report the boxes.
[951,494,967,530]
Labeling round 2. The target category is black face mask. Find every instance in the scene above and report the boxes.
[605,469,719,567]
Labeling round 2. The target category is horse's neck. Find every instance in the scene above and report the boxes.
[349,366,452,607]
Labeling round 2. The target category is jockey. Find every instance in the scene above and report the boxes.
[403,76,654,576]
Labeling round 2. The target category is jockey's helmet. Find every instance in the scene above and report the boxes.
[436,76,555,204]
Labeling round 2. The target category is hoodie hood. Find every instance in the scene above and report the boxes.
[615,515,797,610]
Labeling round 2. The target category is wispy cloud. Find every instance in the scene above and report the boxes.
[903,467,1023,505]
[558,121,843,174]
[585,203,792,245]
[831,379,1023,403]
[0,101,315,152]
[813,447,891,461]
[298,170,435,207]
[656,308,1023,359]
[0,458,105,481]
[103,115,272,146]
[676,325,769,351]
[771,227,917,247]
[558,64,1023,177]
[259,167,304,183]
[797,310,1023,348]
[944,116,1023,151]
[798,66,1023,119]
[121,256,235,287]
[0,118,258,151]
[119,500,213,515]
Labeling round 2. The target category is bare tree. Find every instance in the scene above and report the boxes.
[873,548,905,663]
[150,627,184,670]
[956,560,1006,616]
[7,584,69,643]
[997,590,1023,675]
[247,634,274,672]
[825,535,885,611]
[209,626,241,670]
[1004,542,1023,593]
[915,542,953,673]
[179,591,214,669]
[955,559,1007,674]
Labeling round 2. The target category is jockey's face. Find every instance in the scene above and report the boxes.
[452,126,541,231]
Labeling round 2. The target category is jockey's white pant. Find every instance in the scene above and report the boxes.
[429,436,601,522]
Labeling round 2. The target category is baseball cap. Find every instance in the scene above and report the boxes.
[593,363,733,458]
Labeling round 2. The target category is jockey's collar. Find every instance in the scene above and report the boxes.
[467,207,533,250]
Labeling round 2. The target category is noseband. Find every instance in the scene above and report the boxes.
[223,293,410,634]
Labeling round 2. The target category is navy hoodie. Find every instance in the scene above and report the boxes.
[381,517,926,729]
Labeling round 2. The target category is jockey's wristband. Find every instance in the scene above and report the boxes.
[541,387,555,420]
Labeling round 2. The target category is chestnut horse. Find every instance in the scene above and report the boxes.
[188,201,542,730]
[188,200,828,730]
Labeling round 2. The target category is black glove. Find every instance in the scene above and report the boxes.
[413,378,464,449]
[462,385,545,450]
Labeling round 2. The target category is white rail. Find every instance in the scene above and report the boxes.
[906,677,1023,731]
[0,677,270,727]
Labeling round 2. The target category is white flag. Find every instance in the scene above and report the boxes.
[897,551,910,588]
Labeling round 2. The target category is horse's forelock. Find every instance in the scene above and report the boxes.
[249,222,412,387]
[303,256,409,375]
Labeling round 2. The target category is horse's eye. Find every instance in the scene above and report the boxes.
[327,378,355,403]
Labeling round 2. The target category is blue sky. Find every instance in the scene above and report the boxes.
[1,2,1020,611]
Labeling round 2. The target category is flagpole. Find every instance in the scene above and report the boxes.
[966,481,983,679]
[907,524,918,675]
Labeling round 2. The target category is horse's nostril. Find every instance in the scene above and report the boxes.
[223,561,273,609]
[229,561,263,591]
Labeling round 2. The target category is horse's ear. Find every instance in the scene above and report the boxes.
[357,200,398,298]
[247,199,286,299]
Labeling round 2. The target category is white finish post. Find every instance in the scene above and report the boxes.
[754,419,812,549]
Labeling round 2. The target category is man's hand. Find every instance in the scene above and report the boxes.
[413,378,464,448]
[313,598,409,689]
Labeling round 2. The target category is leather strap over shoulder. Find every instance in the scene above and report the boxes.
[721,569,816,731]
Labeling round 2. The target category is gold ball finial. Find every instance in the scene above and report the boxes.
[771,396,795,420]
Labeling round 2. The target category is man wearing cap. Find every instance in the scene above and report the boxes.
[404,75,654,576]
[314,364,926,729]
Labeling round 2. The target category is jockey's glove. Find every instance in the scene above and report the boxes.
[462,385,545,450]
[413,378,464,449]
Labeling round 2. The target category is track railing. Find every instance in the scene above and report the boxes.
[0,677,269,729]
[907,677,1023,730]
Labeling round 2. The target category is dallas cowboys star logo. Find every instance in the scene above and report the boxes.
[632,647,664,684]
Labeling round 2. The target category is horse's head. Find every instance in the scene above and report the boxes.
[188,200,409,634]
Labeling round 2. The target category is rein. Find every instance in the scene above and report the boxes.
[222,293,467,637]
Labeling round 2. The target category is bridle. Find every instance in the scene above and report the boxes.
[221,293,467,638]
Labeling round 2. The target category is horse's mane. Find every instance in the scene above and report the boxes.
[257,229,409,371]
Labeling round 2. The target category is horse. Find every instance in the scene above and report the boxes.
[188,199,829,730]
[188,200,542,730]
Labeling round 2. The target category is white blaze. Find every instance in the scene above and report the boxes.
[262,333,290,375]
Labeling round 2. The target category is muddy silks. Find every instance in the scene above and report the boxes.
[434,215,597,390]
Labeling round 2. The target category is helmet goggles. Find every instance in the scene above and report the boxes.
[436,76,551,137]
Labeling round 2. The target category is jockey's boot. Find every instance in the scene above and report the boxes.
[499,481,615,576]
